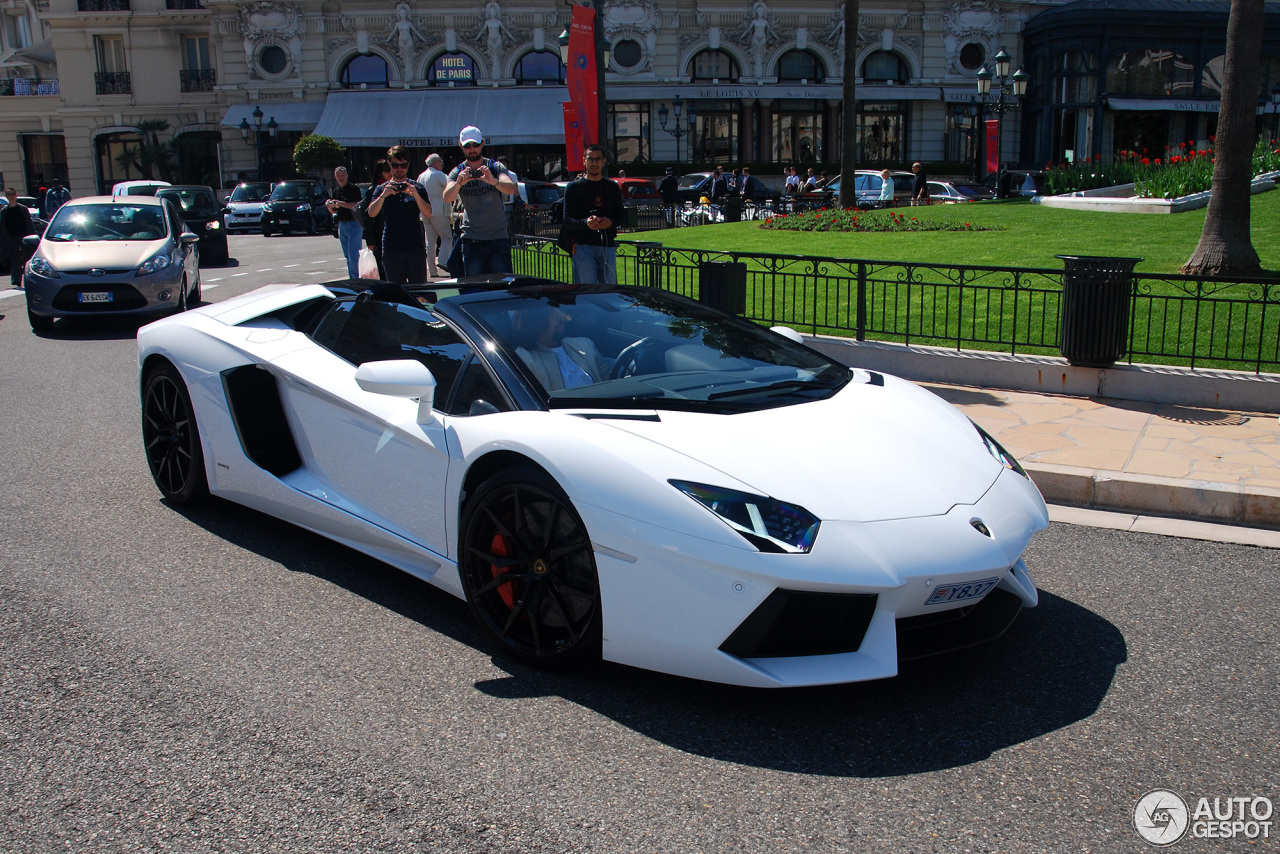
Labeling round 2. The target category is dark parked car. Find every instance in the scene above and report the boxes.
[260,179,330,236]
[675,171,715,203]
[156,185,228,265]
[984,170,1048,197]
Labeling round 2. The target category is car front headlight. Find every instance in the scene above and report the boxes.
[973,421,1028,478]
[136,253,172,277]
[28,255,57,278]
[671,480,820,554]
[297,203,311,212]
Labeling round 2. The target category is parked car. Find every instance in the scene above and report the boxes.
[23,195,200,332]
[984,170,1048,197]
[137,277,1047,687]
[516,179,565,210]
[927,180,996,203]
[111,180,172,197]
[813,171,915,206]
[675,171,715,203]
[615,177,662,206]
[224,181,273,233]
[156,185,229,265]
[260,179,330,236]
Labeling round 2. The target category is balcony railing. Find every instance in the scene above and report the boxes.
[95,71,132,95]
[0,78,59,96]
[78,0,129,9]
[179,69,217,92]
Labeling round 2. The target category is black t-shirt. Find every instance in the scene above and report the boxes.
[374,180,427,252]
[329,182,363,223]
[562,177,626,247]
[1,203,34,237]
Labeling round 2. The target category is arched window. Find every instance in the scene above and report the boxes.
[429,52,476,86]
[514,50,564,85]
[95,131,144,194]
[862,51,907,83]
[1105,48,1194,96]
[690,49,739,83]
[1202,53,1280,98]
[777,50,823,83]
[340,54,390,89]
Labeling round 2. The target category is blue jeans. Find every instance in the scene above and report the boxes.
[338,220,363,279]
[572,243,617,284]
[460,238,512,277]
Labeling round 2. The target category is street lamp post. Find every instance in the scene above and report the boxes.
[656,96,697,174]
[238,105,278,181]
[976,48,1028,198]
[1271,85,1280,141]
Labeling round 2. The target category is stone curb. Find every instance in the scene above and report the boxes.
[1025,462,1280,530]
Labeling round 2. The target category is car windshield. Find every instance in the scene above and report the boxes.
[677,174,708,190]
[624,183,658,198]
[230,183,271,202]
[455,288,850,412]
[271,184,314,201]
[121,185,166,197]
[45,204,167,242]
[157,189,219,217]
[956,184,987,198]
[529,185,562,204]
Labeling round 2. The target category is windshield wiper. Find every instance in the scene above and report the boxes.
[707,378,834,401]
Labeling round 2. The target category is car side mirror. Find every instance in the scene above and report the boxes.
[180,232,200,246]
[769,325,805,344]
[22,234,40,250]
[355,359,438,424]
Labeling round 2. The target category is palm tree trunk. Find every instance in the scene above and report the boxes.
[1182,0,1264,275]
[837,0,859,210]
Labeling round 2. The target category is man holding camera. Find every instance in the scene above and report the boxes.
[443,126,518,277]
[560,144,625,284]
[326,166,364,280]
[367,145,433,284]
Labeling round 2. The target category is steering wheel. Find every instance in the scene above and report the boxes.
[609,337,655,380]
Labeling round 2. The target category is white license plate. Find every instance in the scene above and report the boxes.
[924,577,998,606]
[278,218,290,225]
[78,291,112,304]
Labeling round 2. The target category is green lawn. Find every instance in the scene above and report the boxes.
[621,190,1280,274]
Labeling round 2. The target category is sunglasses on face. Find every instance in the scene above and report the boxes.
[390,162,409,168]
[462,143,481,150]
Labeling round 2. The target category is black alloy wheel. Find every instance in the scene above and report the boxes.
[459,468,601,668]
[141,362,208,504]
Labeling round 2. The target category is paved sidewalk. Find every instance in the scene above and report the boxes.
[923,382,1280,532]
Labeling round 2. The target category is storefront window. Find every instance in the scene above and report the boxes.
[772,111,822,162]
[341,54,389,89]
[173,131,223,186]
[22,134,67,196]
[777,50,823,83]
[608,103,649,163]
[856,103,905,164]
[692,110,738,163]
[1202,54,1280,98]
[1105,49,1194,96]
[95,131,143,194]
[514,50,564,85]
[691,50,738,83]
[430,52,476,86]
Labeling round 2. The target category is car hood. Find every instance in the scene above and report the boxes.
[586,377,999,522]
[38,238,167,269]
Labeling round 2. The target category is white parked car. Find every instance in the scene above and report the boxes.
[138,278,1047,688]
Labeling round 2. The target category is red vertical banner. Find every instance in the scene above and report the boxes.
[985,120,1000,175]
[566,4,598,147]
[563,102,584,169]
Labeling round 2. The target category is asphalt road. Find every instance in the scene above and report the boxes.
[0,234,1276,853]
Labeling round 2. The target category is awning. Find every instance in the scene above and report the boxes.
[311,88,570,147]
[1106,97,1220,113]
[220,102,327,132]
[0,37,55,69]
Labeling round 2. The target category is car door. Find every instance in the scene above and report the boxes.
[273,298,470,555]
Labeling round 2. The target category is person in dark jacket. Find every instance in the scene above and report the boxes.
[359,160,391,279]
[560,145,626,284]
[658,167,679,225]
[2,187,36,288]
[911,162,930,204]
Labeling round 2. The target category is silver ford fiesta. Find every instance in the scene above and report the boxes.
[23,195,201,332]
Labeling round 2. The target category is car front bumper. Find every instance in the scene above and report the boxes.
[25,267,186,319]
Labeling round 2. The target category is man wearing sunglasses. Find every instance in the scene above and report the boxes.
[443,125,517,277]
[367,145,434,283]
[560,145,625,284]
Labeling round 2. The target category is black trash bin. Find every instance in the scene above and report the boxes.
[722,196,742,223]
[699,261,747,315]
[1056,254,1142,368]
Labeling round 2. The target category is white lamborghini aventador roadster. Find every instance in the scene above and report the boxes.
[138,277,1048,688]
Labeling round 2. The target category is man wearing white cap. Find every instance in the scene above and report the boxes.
[443,125,517,276]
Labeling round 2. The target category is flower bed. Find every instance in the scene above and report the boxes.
[760,209,994,233]
[1043,136,1280,198]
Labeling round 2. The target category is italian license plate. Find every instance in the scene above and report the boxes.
[278,218,291,225]
[78,291,112,304]
[924,577,999,606]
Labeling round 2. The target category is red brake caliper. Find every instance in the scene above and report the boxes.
[489,533,516,609]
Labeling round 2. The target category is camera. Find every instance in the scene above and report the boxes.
[468,167,484,178]
[388,181,409,192]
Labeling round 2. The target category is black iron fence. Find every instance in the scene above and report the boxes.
[509,236,1280,374]
[510,197,829,239]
